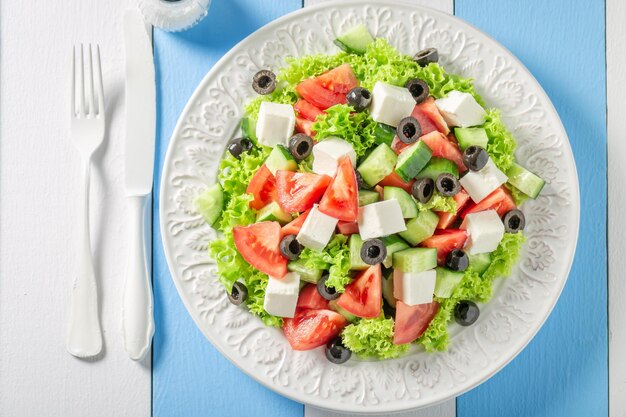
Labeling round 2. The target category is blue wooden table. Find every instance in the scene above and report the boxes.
[152,1,607,416]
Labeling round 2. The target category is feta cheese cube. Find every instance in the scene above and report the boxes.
[256,101,296,147]
[296,204,338,251]
[435,91,487,127]
[358,200,407,240]
[393,269,436,306]
[459,158,508,203]
[312,137,357,177]
[461,210,505,255]
[369,82,416,127]
[263,272,301,318]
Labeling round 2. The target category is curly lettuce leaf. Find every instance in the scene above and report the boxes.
[415,193,457,214]
[483,232,526,280]
[312,104,377,157]
[342,315,409,359]
[299,235,352,292]
[280,54,349,85]
[505,184,530,206]
[483,109,517,172]
[218,147,271,200]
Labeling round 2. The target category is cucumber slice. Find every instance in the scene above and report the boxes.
[358,190,380,206]
[256,201,292,225]
[434,267,464,298]
[382,269,396,308]
[265,144,297,175]
[241,115,258,145]
[395,140,433,182]
[399,209,439,245]
[506,163,545,198]
[357,143,397,186]
[333,24,375,55]
[382,234,409,268]
[393,247,437,273]
[469,253,491,275]
[329,299,358,322]
[373,123,396,146]
[454,127,488,150]
[349,234,369,271]
[288,259,323,284]
[194,183,223,226]
[416,157,459,181]
[383,186,418,218]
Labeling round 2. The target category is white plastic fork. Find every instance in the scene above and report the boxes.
[66,44,105,358]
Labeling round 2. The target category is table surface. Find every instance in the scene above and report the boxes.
[0,0,619,416]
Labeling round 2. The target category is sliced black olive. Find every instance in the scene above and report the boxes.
[462,146,489,171]
[446,249,469,272]
[252,69,277,95]
[454,300,480,326]
[436,173,461,197]
[396,116,422,144]
[355,169,368,190]
[360,238,387,265]
[413,48,439,66]
[325,337,351,364]
[412,177,435,203]
[346,87,372,112]
[405,78,430,104]
[227,137,253,159]
[503,209,525,233]
[228,282,248,306]
[288,133,314,160]
[317,274,340,301]
[279,234,303,260]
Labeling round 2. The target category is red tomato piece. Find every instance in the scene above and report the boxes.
[276,170,332,213]
[319,156,359,221]
[296,284,329,310]
[246,164,277,210]
[412,97,450,135]
[294,99,324,122]
[420,229,469,265]
[420,131,466,172]
[436,189,471,229]
[281,209,311,237]
[283,308,348,350]
[461,186,516,219]
[336,221,359,235]
[295,117,315,136]
[314,63,359,94]
[295,79,346,110]
[337,264,382,319]
[378,171,415,193]
[393,300,440,345]
[232,222,287,278]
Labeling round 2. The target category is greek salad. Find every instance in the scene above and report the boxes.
[196,25,544,363]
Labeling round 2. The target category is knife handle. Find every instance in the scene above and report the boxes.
[122,195,154,361]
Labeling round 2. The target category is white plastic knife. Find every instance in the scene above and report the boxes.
[122,10,156,361]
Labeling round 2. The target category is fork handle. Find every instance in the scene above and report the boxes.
[66,160,103,358]
[122,195,154,361]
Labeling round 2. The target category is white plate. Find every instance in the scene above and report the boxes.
[159,1,579,413]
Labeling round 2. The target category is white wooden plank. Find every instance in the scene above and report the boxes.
[607,0,625,415]
[301,1,455,416]
[0,1,151,416]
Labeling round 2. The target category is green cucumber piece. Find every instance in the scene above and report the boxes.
[357,143,397,186]
[469,253,491,275]
[333,24,375,55]
[349,234,369,271]
[329,299,358,322]
[358,190,380,206]
[393,247,437,273]
[288,259,323,284]
[395,140,433,182]
[454,127,489,150]
[241,115,258,145]
[373,123,396,146]
[265,144,297,175]
[506,163,545,198]
[434,267,464,298]
[399,210,439,245]
[194,183,224,226]
[383,186,418,218]
[382,235,409,268]
[416,157,459,181]
[256,201,292,225]
[382,269,396,308]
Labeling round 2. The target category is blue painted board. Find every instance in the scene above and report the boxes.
[455,0,607,416]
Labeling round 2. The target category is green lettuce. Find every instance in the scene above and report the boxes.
[415,193,457,214]
[342,315,409,359]
[483,232,526,280]
[506,184,530,206]
[483,109,517,172]
[312,104,377,157]
[298,235,352,292]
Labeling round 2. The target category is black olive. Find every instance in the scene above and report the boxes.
[346,87,372,112]
[412,177,435,203]
[435,173,461,197]
[317,274,340,301]
[413,48,439,66]
[228,282,248,306]
[446,249,469,272]
[252,69,277,95]
[360,239,387,265]
[462,146,489,171]
[405,79,430,104]
[227,137,253,159]
[454,300,480,326]
[355,169,368,190]
[288,133,314,160]
[325,337,351,364]
[396,116,422,144]
[279,234,303,260]
[503,209,525,233]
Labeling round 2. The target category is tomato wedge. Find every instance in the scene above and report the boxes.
[420,131,466,172]
[295,79,346,110]
[294,99,324,122]
[337,221,359,235]
[295,117,315,136]
[337,264,382,318]
[319,156,359,221]
[246,164,277,210]
[461,186,516,219]
[393,300,440,345]
[420,229,468,265]
[283,308,348,350]
[276,170,332,213]
[281,209,311,236]
[297,284,329,310]
[314,64,359,94]
[378,171,415,193]
[437,189,471,229]
[412,97,449,135]
[232,222,287,278]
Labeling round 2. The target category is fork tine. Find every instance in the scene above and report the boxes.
[94,45,104,117]
[86,44,95,116]
[71,46,76,117]
[78,44,85,116]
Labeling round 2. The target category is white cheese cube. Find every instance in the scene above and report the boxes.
[296,204,338,251]
[312,137,357,177]
[263,272,301,318]
[461,210,505,255]
[369,82,416,127]
[393,269,436,306]
[255,101,296,147]
[435,90,486,127]
[357,200,407,240]
[459,158,508,203]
